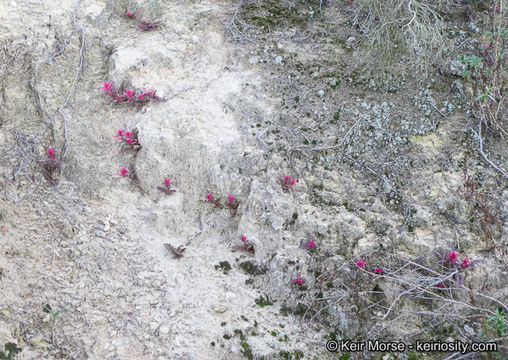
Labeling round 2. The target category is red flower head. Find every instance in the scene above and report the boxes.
[116,166,129,177]
[46,147,56,159]
[461,257,469,268]
[355,259,367,269]
[447,251,459,264]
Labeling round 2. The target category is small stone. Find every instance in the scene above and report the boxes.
[149,322,159,331]
[274,56,282,64]
[213,304,227,313]
[346,36,356,43]
[42,314,52,323]
[29,335,46,348]
[312,72,319,78]
[318,90,325,97]
[249,56,259,65]
[118,227,126,234]
[464,324,475,336]
[230,346,238,353]
[159,325,170,335]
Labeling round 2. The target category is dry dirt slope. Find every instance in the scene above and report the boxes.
[0,0,330,359]
[1,0,508,360]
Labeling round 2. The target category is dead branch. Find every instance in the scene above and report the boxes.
[226,0,255,43]
[29,0,85,176]
[471,120,508,180]
[287,114,368,152]
[256,127,271,149]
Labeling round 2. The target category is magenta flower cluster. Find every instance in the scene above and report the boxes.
[46,147,56,159]
[100,82,164,104]
[39,147,61,186]
[299,234,316,250]
[232,235,254,254]
[446,251,469,269]
[114,129,141,150]
[280,175,298,191]
[205,192,240,215]
[123,11,137,19]
[157,177,176,195]
[355,259,384,275]
[291,273,306,286]
[116,166,129,177]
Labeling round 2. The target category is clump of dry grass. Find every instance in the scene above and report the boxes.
[348,0,449,70]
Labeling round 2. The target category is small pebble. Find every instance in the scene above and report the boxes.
[213,304,227,313]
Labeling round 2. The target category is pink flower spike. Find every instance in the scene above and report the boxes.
[206,193,212,201]
[114,129,125,139]
[461,257,469,268]
[374,268,383,274]
[100,81,114,95]
[122,89,135,102]
[355,259,367,269]
[447,251,459,264]
[164,178,171,187]
[46,147,56,158]
[437,282,445,288]
[241,235,247,243]
[113,92,123,103]
[116,167,129,177]
[227,193,234,205]
[307,239,315,248]
[291,273,305,285]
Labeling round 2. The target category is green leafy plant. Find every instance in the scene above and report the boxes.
[0,343,21,360]
[255,295,274,307]
[43,304,67,322]
[487,309,508,336]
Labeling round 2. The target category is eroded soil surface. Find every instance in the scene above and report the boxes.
[0,0,507,359]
